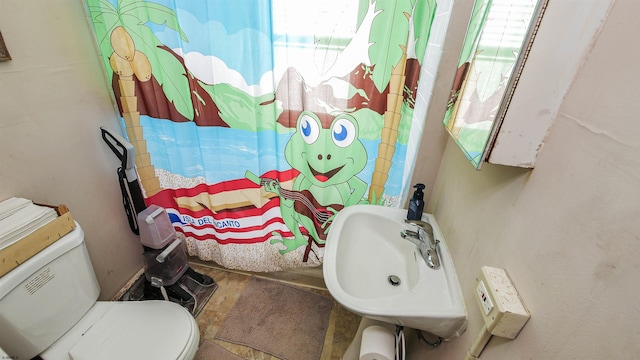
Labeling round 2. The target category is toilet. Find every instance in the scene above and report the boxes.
[0,223,200,360]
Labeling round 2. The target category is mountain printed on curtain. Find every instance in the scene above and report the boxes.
[86,0,436,271]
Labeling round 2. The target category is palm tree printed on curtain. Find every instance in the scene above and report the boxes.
[86,0,437,271]
[363,0,436,203]
[88,0,193,196]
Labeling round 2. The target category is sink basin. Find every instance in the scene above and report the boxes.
[323,204,467,339]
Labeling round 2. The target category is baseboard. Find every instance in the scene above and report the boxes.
[188,257,327,290]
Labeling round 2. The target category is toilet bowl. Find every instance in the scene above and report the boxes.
[0,223,200,360]
[40,301,199,359]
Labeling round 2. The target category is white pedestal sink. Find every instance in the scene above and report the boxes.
[323,205,467,340]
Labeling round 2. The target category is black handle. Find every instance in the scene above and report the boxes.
[101,127,127,169]
[118,167,140,234]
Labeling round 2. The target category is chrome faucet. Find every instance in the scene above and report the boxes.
[400,219,440,269]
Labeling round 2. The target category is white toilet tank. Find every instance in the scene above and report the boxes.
[0,224,100,360]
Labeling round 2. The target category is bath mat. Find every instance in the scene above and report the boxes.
[215,277,333,360]
[194,340,244,360]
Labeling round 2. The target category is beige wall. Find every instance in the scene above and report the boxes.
[3,0,639,356]
[409,0,640,358]
[0,0,143,299]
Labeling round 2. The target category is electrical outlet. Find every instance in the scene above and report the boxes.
[476,280,494,315]
[474,266,530,339]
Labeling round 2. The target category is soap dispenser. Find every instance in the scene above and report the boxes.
[407,183,425,220]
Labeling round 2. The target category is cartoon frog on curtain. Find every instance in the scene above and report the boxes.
[247,111,368,261]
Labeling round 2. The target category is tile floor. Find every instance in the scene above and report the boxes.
[189,263,362,360]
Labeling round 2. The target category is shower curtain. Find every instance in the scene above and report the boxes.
[86,0,437,271]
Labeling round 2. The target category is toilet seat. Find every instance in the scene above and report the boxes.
[41,301,199,360]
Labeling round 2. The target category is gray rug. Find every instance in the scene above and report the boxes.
[194,340,244,360]
[215,277,333,360]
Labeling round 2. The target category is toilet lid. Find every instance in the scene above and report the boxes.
[68,301,196,360]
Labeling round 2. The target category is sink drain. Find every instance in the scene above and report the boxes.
[388,275,401,286]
